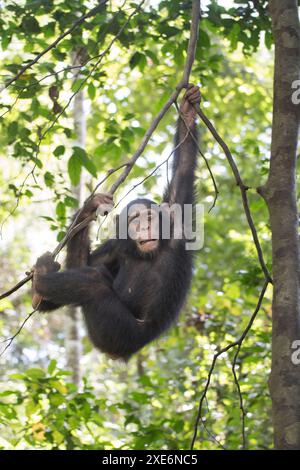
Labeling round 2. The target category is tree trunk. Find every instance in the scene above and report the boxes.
[260,0,300,449]
[64,52,87,387]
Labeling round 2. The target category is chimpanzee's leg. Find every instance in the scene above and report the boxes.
[35,266,113,307]
[82,289,148,360]
[35,265,150,358]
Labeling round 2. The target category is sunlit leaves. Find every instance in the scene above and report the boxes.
[67,146,97,186]
[0,0,275,451]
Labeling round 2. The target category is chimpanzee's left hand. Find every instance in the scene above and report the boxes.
[31,252,60,309]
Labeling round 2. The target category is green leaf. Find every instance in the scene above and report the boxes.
[265,30,273,49]
[57,230,66,242]
[88,82,96,100]
[7,121,18,139]
[26,368,45,379]
[129,51,143,69]
[145,49,159,65]
[56,201,66,219]
[68,154,82,186]
[53,145,65,157]
[44,171,55,187]
[21,16,41,34]
[72,146,97,178]
[52,430,64,445]
[49,394,65,406]
[52,430,65,444]
[51,380,67,394]
[48,359,57,375]
[64,196,78,208]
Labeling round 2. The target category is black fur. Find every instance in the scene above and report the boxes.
[35,116,198,360]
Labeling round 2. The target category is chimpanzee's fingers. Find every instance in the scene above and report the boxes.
[188,90,201,104]
[93,193,114,204]
[185,86,199,99]
[183,83,195,100]
[101,192,113,199]
[103,195,114,203]
[36,251,52,266]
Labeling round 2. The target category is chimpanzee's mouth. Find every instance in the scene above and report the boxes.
[138,239,159,252]
[139,239,157,245]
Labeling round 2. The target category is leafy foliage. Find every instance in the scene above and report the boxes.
[0,0,276,450]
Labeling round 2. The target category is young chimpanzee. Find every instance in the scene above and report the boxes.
[32,84,201,360]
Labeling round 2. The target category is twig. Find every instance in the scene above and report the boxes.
[232,343,246,449]
[0,89,23,118]
[0,0,108,91]
[0,309,36,358]
[113,130,191,210]
[0,163,127,301]
[190,280,269,450]
[0,274,33,301]
[196,106,272,283]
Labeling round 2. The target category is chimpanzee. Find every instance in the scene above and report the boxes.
[31,84,200,360]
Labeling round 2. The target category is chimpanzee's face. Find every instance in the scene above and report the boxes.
[127,204,160,254]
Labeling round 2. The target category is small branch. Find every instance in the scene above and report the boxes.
[0,309,36,358]
[0,274,33,301]
[113,129,191,210]
[0,163,127,302]
[190,280,269,450]
[232,343,246,449]
[196,106,272,283]
[0,0,108,91]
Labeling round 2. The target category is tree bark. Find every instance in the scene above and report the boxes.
[64,51,87,387]
[260,0,300,449]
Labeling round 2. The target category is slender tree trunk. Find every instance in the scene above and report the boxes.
[65,52,87,387]
[260,0,300,449]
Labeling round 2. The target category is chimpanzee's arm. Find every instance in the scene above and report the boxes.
[66,213,92,269]
[163,85,200,206]
[88,239,121,276]
[66,193,114,269]
[35,210,93,312]
[34,266,113,306]
[32,193,114,311]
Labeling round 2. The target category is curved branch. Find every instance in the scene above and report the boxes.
[196,106,272,283]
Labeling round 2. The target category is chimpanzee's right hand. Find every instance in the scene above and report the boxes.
[79,193,114,220]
